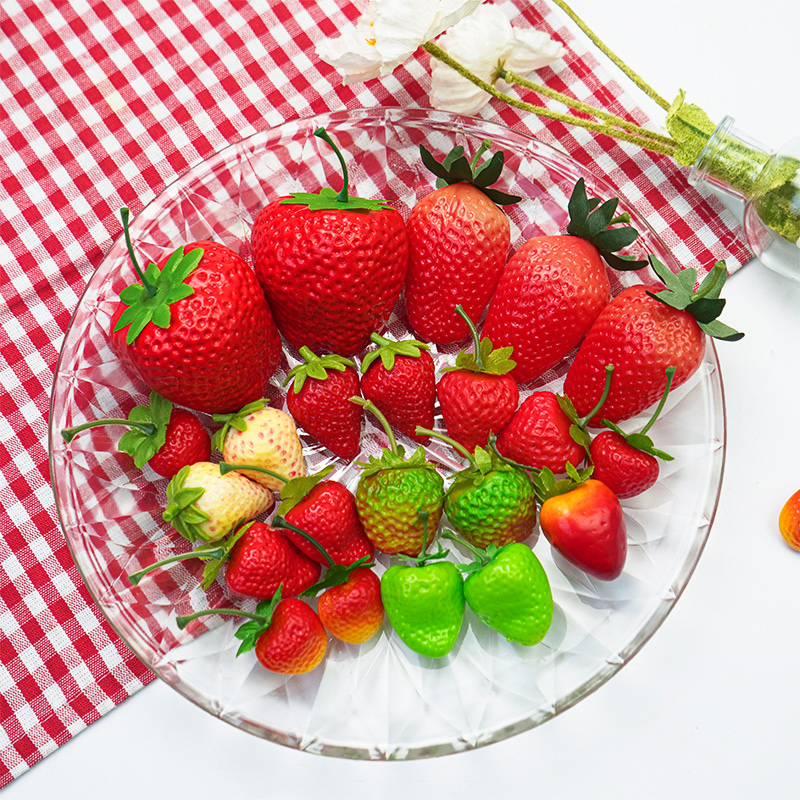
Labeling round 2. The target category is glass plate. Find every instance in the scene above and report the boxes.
[48,107,725,760]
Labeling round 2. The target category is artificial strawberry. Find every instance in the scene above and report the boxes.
[482,178,647,384]
[403,141,519,344]
[213,399,306,491]
[436,305,518,452]
[350,399,444,556]
[535,465,627,581]
[177,588,328,675]
[60,391,210,479]
[359,333,436,444]
[420,427,537,549]
[779,489,800,551]
[493,365,616,474]
[589,367,676,498]
[109,209,281,413]
[564,258,743,425]
[162,462,274,543]
[251,128,409,356]
[284,347,362,460]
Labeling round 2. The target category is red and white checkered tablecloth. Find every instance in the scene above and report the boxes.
[0,0,751,786]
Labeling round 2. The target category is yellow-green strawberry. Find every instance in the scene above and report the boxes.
[162,462,274,543]
[212,399,306,491]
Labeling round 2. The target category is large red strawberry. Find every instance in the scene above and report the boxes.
[360,333,436,444]
[403,142,519,345]
[110,209,281,414]
[436,305,519,453]
[285,347,362,460]
[482,178,647,384]
[251,128,409,356]
[564,258,743,425]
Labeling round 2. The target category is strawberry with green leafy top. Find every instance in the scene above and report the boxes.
[403,141,519,344]
[162,462,273,543]
[110,209,281,414]
[60,391,210,479]
[213,399,306,491]
[436,305,518,453]
[350,398,444,556]
[482,178,647,384]
[360,333,436,444]
[284,347,362,460]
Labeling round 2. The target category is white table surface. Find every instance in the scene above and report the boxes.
[8,1,799,798]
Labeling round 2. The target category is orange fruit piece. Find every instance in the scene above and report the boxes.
[778,490,800,551]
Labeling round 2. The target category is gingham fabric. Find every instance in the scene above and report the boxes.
[0,0,751,786]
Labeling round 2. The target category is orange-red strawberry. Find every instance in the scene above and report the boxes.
[60,391,210,479]
[436,305,518,453]
[403,142,518,344]
[110,210,281,414]
[482,179,647,384]
[285,347,362,460]
[317,567,384,644]
[360,333,435,444]
[779,490,800,551]
[251,128,409,356]
[564,259,743,425]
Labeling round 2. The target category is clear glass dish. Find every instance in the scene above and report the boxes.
[48,107,725,760]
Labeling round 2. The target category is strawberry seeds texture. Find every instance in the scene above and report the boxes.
[76,131,743,675]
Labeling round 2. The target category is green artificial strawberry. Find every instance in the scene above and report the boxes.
[419,427,537,549]
[162,461,274,543]
[564,258,743,425]
[436,305,519,453]
[404,141,519,344]
[251,127,409,356]
[441,530,553,646]
[60,391,210,479]
[110,209,282,413]
[482,178,647,384]
[380,512,465,658]
[350,398,444,556]
[284,347,362,460]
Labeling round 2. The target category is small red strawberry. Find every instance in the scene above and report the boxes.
[403,142,519,344]
[436,305,518,452]
[60,391,210,479]
[359,333,436,444]
[564,258,743,425]
[535,465,627,581]
[110,209,282,413]
[284,347,362,460]
[589,367,676,498]
[317,567,384,645]
[176,589,328,675]
[482,178,647,384]
[251,128,409,356]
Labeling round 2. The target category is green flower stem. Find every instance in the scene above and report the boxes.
[415,426,475,466]
[61,418,158,443]
[120,207,156,297]
[218,462,288,484]
[639,367,676,437]
[128,547,225,586]
[469,139,492,170]
[454,304,485,370]
[550,0,671,110]
[500,68,675,147]
[313,126,349,203]
[270,515,337,568]
[422,41,676,156]
[439,528,490,565]
[176,607,261,630]
[576,364,615,428]
[349,396,399,454]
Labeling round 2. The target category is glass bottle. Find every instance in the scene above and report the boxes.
[688,116,800,282]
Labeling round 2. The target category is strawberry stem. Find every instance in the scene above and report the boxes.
[218,462,288,484]
[577,364,615,427]
[439,528,490,565]
[271,515,337,568]
[119,207,156,297]
[127,547,225,585]
[469,139,492,170]
[314,127,349,204]
[454,304,485,370]
[175,606,263,629]
[349,396,399,454]
[639,366,677,436]
[415,426,475,467]
[61,418,157,443]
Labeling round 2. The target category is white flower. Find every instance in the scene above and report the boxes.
[430,4,566,114]
[317,0,486,85]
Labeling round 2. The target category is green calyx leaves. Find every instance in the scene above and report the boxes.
[211,398,269,452]
[360,332,429,374]
[301,555,374,598]
[443,335,516,375]
[646,257,744,341]
[285,347,355,394]
[276,465,336,516]
[420,140,521,206]
[234,587,283,655]
[665,91,717,167]
[113,209,201,345]
[281,127,395,213]
[356,442,437,479]
[566,178,647,271]
[116,392,172,468]
[162,465,210,542]
[532,463,593,505]
[601,420,673,461]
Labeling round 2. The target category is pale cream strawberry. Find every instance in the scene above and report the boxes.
[218,404,306,491]
[162,462,274,542]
